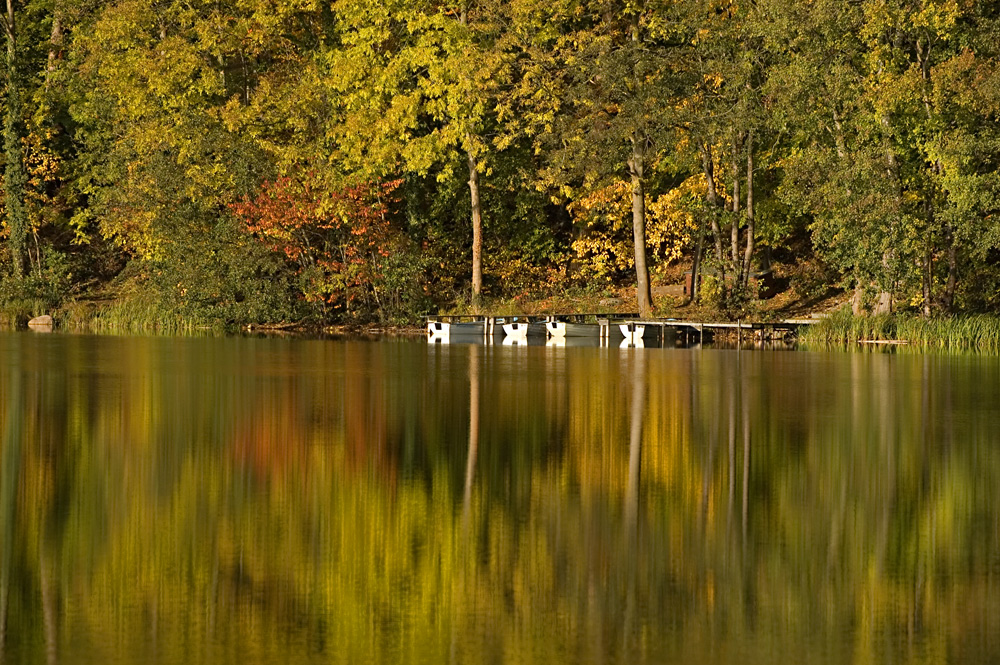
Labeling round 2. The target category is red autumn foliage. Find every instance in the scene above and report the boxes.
[231,175,403,309]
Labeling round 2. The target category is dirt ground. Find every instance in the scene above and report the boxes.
[603,258,850,322]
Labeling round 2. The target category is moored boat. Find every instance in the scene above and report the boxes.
[502,321,546,341]
[546,321,601,338]
[427,320,487,342]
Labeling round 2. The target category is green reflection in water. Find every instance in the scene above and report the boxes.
[0,334,998,665]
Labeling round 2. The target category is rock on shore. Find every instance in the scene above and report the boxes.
[28,315,54,331]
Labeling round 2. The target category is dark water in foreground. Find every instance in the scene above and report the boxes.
[1,333,999,665]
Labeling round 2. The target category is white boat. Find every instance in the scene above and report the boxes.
[502,321,546,340]
[502,322,531,342]
[427,320,487,343]
[545,321,601,338]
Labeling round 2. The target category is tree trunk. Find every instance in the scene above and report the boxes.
[921,243,932,318]
[944,230,957,312]
[467,149,483,311]
[878,113,901,314]
[700,142,725,281]
[459,7,483,313]
[45,14,61,87]
[3,0,27,278]
[629,136,653,318]
[731,132,741,281]
[686,225,705,305]
[872,290,893,316]
[832,109,847,161]
[918,40,949,316]
[852,277,865,316]
[741,129,755,294]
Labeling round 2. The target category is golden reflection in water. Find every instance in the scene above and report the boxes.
[0,335,998,664]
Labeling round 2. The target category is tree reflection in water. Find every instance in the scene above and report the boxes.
[0,335,998,664]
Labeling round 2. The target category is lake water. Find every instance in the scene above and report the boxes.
[1,333,998,664]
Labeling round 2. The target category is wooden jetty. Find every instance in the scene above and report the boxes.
[427,314,816,346]
[623,318,817,345]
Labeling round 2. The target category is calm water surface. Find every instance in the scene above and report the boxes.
[1,333,999,664]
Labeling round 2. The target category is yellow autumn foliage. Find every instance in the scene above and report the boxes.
[23,130,65,234]
[647,176,706,262]
[569,176,706,282]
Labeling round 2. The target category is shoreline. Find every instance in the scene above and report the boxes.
[11,304,1000,355]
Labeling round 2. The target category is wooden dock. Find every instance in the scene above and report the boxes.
[623,318,817,345]
[425,314,817,347]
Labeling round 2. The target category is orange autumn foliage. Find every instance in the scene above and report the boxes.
[231,175,402,309]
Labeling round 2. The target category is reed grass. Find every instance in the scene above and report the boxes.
[801,309,1000,353]
[84,298,217,335]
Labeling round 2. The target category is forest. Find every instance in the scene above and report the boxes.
[1,0,999,328]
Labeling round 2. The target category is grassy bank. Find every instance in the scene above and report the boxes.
[801,310,1000,353]
[13,273,1000,355]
